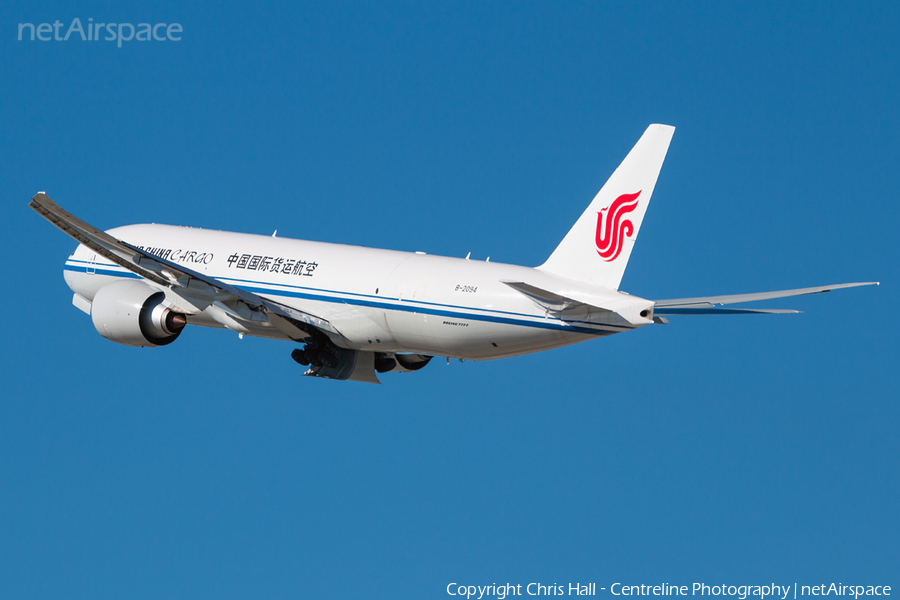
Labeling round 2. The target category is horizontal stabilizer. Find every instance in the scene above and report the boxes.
[655,282,879,309]
[654,307,800,315]
[501,280,601,314]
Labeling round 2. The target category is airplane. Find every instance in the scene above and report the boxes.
[30,124,878,383]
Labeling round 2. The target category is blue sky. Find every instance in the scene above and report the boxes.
[2,2,897,598]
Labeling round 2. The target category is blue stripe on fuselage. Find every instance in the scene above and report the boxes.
[62,262,625,335]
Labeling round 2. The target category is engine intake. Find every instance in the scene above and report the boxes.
[91,280,186,347]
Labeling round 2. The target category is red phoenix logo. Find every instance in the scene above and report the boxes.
[595,191,641,261]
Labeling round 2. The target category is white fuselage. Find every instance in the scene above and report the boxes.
[62,224,652,360]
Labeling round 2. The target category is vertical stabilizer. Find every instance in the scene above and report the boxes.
[538,124,674,289]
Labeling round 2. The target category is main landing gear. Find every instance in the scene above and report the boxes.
[290,336,339,369]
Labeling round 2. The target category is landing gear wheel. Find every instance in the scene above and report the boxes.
[303,347,318,364]
[291,348,309,365]
[318,352,338,368]
[374,355,396,373]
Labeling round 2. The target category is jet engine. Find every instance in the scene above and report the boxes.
[90,280,187,347]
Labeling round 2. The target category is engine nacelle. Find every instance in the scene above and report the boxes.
[90,280,186,347]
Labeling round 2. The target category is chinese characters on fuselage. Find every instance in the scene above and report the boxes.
[227,253,318,277]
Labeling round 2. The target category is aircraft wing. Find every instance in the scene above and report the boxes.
[28,192,342,339]
[653,282,879,315]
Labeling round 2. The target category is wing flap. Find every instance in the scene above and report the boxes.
[260,297,343,337]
